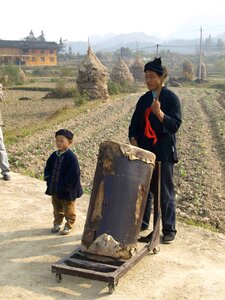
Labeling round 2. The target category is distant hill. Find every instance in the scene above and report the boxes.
[66,15,225,55]
[67,32,161,54]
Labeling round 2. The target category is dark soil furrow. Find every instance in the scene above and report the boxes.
[7,94,138,181]
[199,95,225,177]
[216,93,225,110]
[175,88,225,232]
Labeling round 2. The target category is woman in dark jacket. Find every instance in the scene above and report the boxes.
[129,57,182,243]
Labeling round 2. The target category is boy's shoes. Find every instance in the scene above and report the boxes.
[61,225,72,235]
[51,224,62,233]
[162,233,175,244]
[3,173,11,181]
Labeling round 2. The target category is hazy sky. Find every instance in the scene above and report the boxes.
[1,0,225,42]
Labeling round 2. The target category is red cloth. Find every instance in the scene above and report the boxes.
[144,106,157,144]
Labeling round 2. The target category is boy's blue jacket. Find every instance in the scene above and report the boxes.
[44,149,83,200]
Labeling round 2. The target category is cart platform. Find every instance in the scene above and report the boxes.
[52,224,160,294]
[52,161,161,294]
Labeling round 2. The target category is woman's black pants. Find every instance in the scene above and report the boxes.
[142,162,177,235]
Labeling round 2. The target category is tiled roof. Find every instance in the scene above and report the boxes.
[0,40,58,49]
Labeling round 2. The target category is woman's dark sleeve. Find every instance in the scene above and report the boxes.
[162,93,182,134]
[128,101,141,140]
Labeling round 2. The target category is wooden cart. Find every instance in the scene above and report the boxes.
[51,162,161,294]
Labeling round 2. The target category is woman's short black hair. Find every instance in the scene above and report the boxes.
[144,57,164,76]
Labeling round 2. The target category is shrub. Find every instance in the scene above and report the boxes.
[108,80,120,95]
[216,59,225,76]
[53,81,76,98]
[74,90,89,106]
[0,65,23,86]
[108,80,139,95]
[32,67,46,76]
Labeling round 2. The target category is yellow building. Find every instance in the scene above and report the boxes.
[0,40,58,66]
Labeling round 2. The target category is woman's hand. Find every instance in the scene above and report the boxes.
[151,99,164,122]
[151,98,161,114]
[130,137,138,147]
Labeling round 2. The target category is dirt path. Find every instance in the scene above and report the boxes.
[0,172,225,300]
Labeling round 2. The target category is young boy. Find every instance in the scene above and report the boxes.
[44,129,83,235]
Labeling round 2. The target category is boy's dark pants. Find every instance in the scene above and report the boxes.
[142,162,177,235]
[52,195,76,229]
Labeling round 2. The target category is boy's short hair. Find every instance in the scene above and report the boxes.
[55,129,73,140]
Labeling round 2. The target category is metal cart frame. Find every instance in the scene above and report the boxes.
[51,162,161,294]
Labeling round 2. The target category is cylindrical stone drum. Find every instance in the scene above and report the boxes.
[81,141,156,259]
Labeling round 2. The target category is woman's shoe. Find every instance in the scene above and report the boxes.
[162,233,175,244]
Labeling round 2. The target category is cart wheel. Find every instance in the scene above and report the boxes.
[107,282,118,294]
[153,247,160,254]
[56,273,62,283]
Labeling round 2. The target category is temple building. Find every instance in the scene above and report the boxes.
[0,40,58,66]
